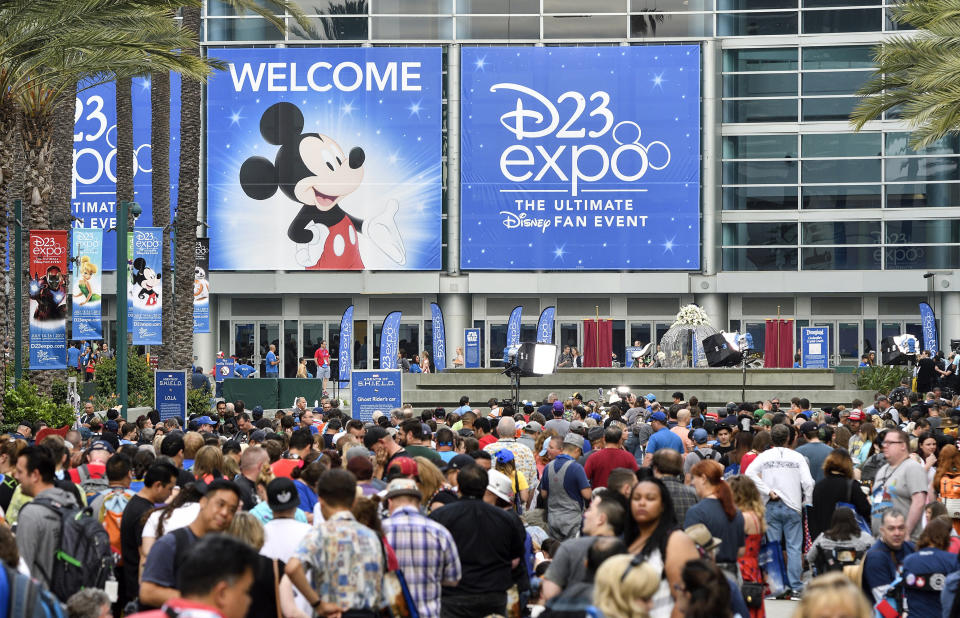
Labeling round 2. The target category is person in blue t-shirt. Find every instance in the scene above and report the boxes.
[67,343,80,369]
[862,510,915,606]
[235,363,256,378]
[642,411,684,466]
[264,344,279,376]
[901,517,959,618]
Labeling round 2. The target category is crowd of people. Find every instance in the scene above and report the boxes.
[3,381,960,617]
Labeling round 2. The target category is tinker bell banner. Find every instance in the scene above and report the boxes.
[29,230,68,369]
[71,228,103,340]
[129,228,163,345]
[193,238,210,333]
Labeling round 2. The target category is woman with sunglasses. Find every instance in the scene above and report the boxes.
[624,478,700,618]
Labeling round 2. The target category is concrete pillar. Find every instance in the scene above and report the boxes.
[193,294,217,371]
[440,292,470,363]
[942,291,960,352]
[446,44,461,275]
[701,39,721,276]
[695,292,728,332]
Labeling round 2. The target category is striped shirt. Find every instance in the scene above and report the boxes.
[383,505,462,618]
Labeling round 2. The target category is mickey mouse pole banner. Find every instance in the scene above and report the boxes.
[71,228,103,340]
[130,228,163,345]
[193,238,210,333]
[29,230,68,369]
[430,302,446,372]
[380,311,402,370]
[338,305,354,384]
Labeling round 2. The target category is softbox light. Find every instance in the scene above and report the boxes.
[516,342,558,376]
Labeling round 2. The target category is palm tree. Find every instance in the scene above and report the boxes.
[851,0,959,149]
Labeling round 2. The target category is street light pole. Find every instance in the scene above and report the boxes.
[116,201,141,416]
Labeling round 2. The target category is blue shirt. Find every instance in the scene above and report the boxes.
[295,478,318,513]
[67,347,80,368]
[540,454,590,508]
[646,427,684,456]
[903,548,959,617]
[862,539,915,604]
[265,351,278,374]
[235,364,256,378]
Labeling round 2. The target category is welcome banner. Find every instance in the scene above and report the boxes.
[193,238,210,333]
[29,230,68,369]
[130,228,163,344]
[71,228,103,340]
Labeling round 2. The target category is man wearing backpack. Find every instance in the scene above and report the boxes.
[683,428,722,481]
[67,440,112,501]
[13,445,80,588]
[89,453,135,608]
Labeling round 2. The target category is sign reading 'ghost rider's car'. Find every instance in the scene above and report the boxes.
[206,48,442,271]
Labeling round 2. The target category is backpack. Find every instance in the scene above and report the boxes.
[96,487,133,563]
[688,447,722,465]
[5,565,68,618]
[940,473,960,518]
[29,495,113,603]
[76,464,109,502]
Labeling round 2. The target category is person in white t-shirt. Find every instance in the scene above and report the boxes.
[260,478,313,617]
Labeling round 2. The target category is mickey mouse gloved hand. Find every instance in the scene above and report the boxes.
[364,199,406,265]
[295,221,329,267]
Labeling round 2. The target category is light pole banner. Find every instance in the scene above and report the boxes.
[71,228,103,340]
[430,302,447,371]
[193,238,210,333]
[537,306,556,344]
[380,311,402,370]
[29,230,69,369]
[338,305,354,383]
[130,227,163,345]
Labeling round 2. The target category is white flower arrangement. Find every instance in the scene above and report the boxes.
[673,304,710,327]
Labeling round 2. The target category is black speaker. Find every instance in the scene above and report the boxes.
[881,336,908,366]
[703,334,743,367]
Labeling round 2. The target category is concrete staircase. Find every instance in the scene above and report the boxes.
[401,368,875,410]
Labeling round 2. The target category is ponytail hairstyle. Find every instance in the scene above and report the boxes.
[690,459,737,521]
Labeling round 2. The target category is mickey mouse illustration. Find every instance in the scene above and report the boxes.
[239,102,405,270]
[131,258,161,306]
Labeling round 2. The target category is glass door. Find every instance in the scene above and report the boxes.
[258,321,281,377]
[234,323,255,366]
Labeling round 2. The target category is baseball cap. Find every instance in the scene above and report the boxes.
[848,409,864,421]
[386,456,419,479]
[685,523,722,553]
[757,418,772,427]
[692,428,708,444]
[563,433,585,450]
[250,429,268,443]
[195,415,216,426]
[649,411,667,423]
[89,440,114,453]
[644,393,657,402]
[384,478,422,501]
[267,478,299,511]
[252,406,264,419]
[571,392,583,401]
[720,415,738,427]
[444,454,477,473]
[800,421,819,435]
[524,421,543,433]
[486,469,515,503]
[570,420,587,431]
[587,426,605,442]
[494,449,515,465]
[345,446,372,463]
[705,411,719,421]
[553,401,564,412]
[363,427,389,449]
[104,420,119,433]
[753,409,765,419]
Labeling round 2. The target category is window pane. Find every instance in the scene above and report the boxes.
[543,15,626,37]
[372,0,452,13]
[457,0,540,12]
[632,0,713,11]
[802,158,880,183]
[371,16,452,37]
[724,186,799,210]
[801,70,871,95]
[802,247,881,269]
[723,48,798,72]
[886,157,960,183]
[290,17,368,39]
[298,0,369,14]
[209,0,282,16]
[885,246,960,270]
[719,0,797,8]
[801,97,856,121]
[723,247,799,270]
[885,220,960,244]
[545,0,626,11]
[457,16,539,37]
[802,133,881,157]
[801,221,881,245]
[724,160,798,184]
[560,323,578,348]
[724,135,798,159]
[724,73,797,98]
[804,0,880,5]
[630,12,713,37]
[207,18,283,41]
[838,322,859,360]
[801,45,874,69]
[886,183,960,208]
[717,12,798,36]
[802,8,882,33]
[630,323,652,345]
[723,222,798,245]
[490,323,507,364]
[885,132,960,156]
[862,319,876,354]
[802,185,881,209]
[724,99,797,123]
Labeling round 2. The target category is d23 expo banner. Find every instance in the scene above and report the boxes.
[460,46,701,270]
[29,231,68,369]
[338,305,354,383]
[73,76,180,269]
[130,228,163,345]
[193,238,210,333]
[206,47,442,271]
[71,228,103,340]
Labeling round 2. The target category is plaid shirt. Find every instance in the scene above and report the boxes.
[661,476,698,524]
[383,506,462,618]
[484,438,538,483]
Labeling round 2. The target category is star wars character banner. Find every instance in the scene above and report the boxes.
[460,46,701,270]
[71,228,103,340]
[129,228,163,345]
[29,230,68,369]
[193,238,210,333]
[73,76,180,270]
[206,47,442,271]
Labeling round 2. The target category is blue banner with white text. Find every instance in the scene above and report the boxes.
[380,311,402,370]
[802,327,829,369]
[130,228,163,345]
[338,305,354,382]
[460,46,701,270]
[919,302,939,353]
[537,306,555,344]
[155,370,187,423]
[71,228,103,340]
[215,357,235,382]
[430,302,447,371]
[503,305,523,362]
[465,328,481,368]
[352,370,402,423]
[29,230,68,369]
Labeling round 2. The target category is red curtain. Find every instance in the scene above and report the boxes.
[764,319,794,368]
[583,319,613,367]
